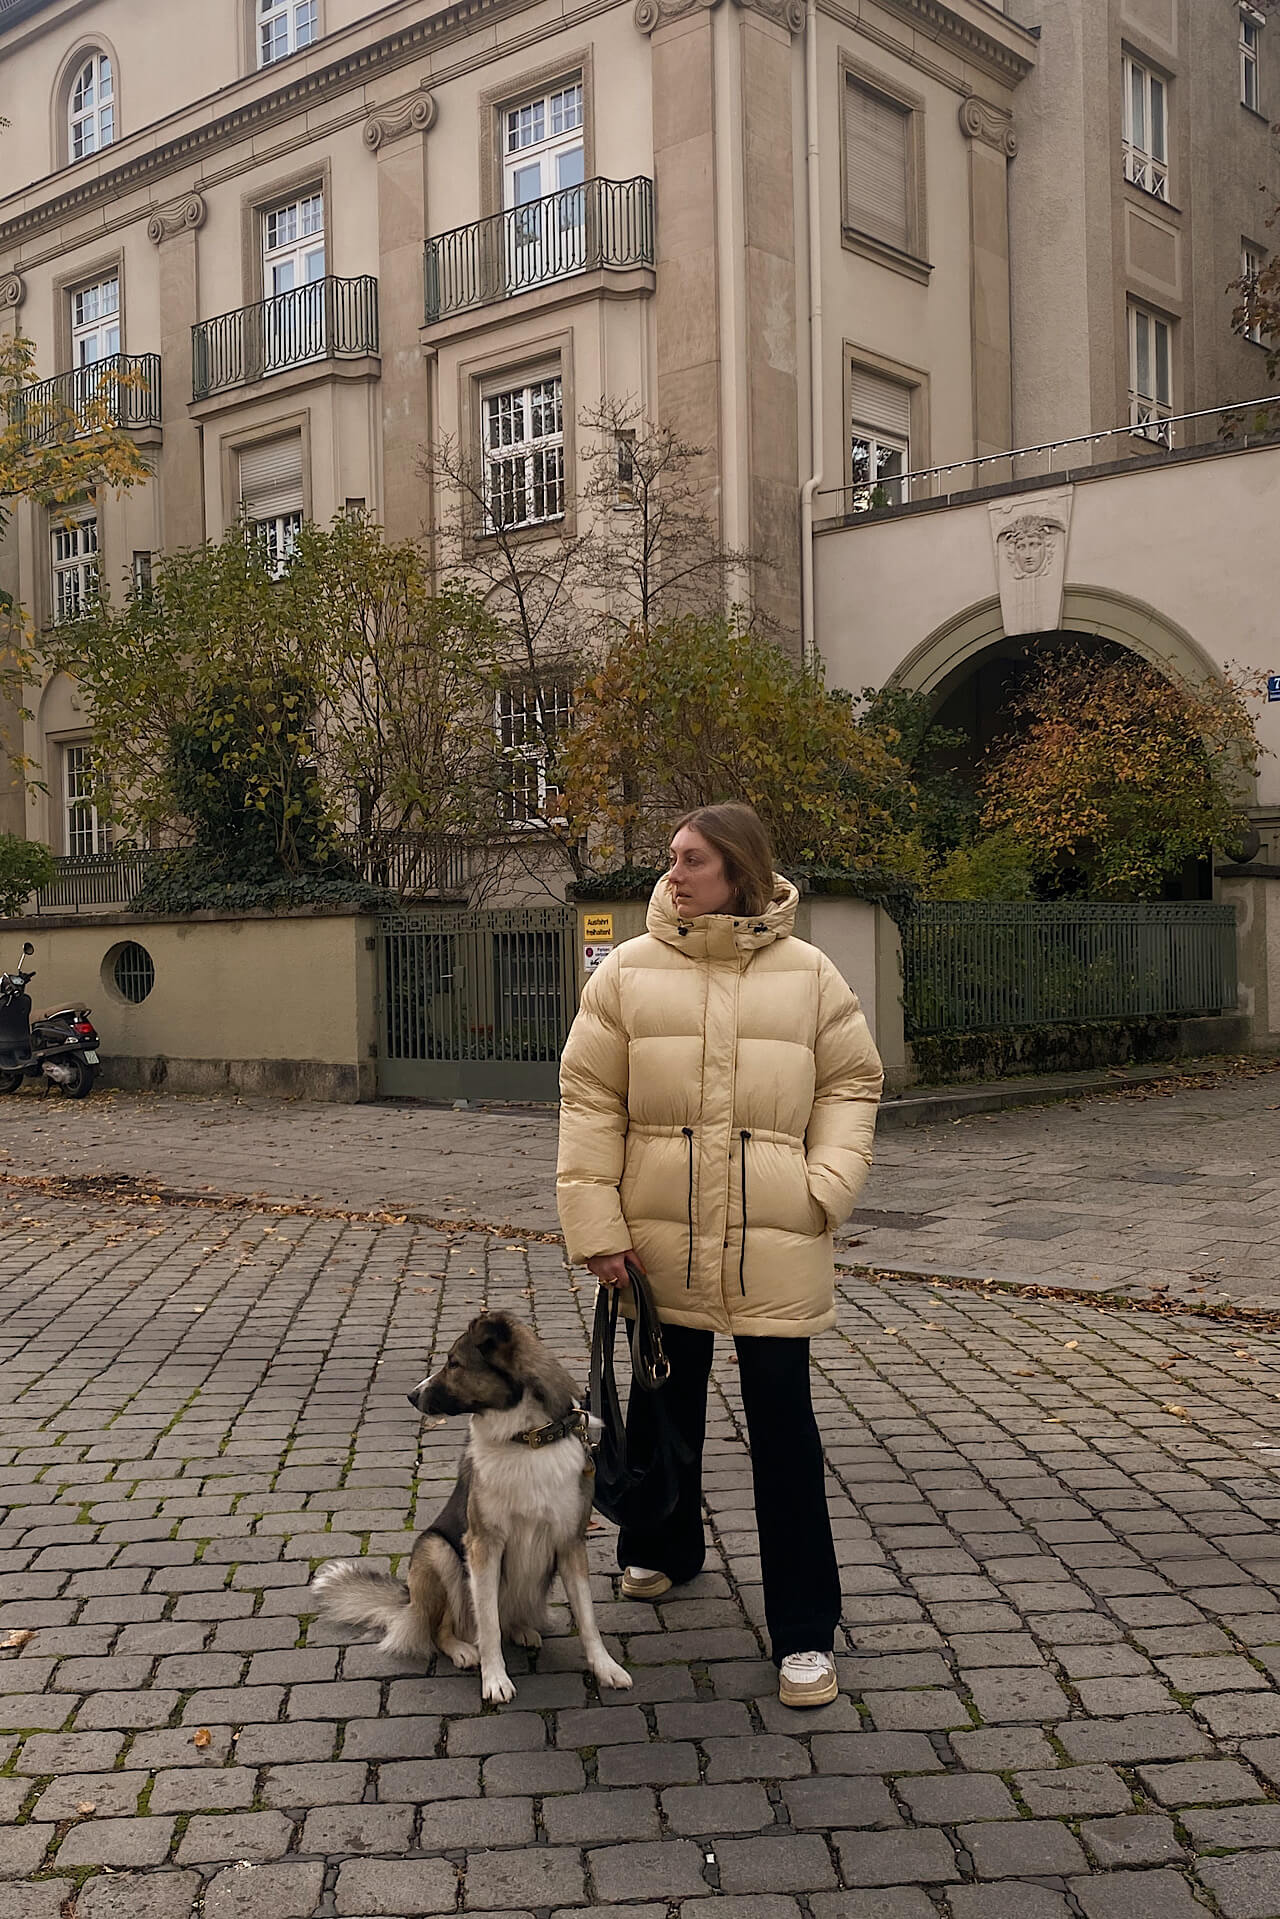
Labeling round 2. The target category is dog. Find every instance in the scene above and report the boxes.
[311,1310,632,1704]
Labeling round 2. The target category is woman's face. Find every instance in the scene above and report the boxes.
[668,826,737,918]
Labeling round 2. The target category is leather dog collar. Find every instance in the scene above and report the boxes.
[512,1406,591,1449]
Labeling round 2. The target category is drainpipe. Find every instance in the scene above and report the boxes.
[799,0,822,670]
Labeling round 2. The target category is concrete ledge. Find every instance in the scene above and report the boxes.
[102,1055,374,1103]
[879,1048,1273,1129]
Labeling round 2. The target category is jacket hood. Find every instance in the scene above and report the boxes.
[646,871,799,962]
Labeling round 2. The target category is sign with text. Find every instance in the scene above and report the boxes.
[584,943,613,973]
[582,913,614,940]
[1268,675,1280,703]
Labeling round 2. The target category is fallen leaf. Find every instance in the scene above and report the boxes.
[1064,1340,1080,1351]
[1163,1404,1190,1419]
[0,1630,35,1649]
[76,1801,96,1816]
[883,1327,899,1337]
[924,1322,944,1331]
[192,1727,212,1749]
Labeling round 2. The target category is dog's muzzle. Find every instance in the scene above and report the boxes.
[407,1369,457,1416]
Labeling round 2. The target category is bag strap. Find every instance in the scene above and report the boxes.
[588,1284,624,1433]
[623,1259,672,1391]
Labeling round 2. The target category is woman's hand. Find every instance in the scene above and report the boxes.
[586,1250,645,1289]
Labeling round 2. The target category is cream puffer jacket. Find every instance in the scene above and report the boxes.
[556,874,884,1338]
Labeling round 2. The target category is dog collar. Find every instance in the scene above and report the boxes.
[512,1407,591,1449]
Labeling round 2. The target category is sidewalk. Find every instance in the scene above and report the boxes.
[3,1061,1280,1308]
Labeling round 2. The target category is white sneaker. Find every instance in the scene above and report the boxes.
[778,1650,838,1708]
[620,1565,672,1600]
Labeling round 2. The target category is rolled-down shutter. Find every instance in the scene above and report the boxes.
[844,78,910,253]
[848,367,912,443]
[239,433,304,520]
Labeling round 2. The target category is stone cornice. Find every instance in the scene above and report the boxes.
[958,93,1017,156]
[146,190,207,245]
[0,0,527,249]
[873,0,1035,85]
[364,81,438,150]
[634,0,804,34]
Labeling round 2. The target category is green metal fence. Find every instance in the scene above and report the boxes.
[377,904,578,1101]
[902,901,1239,1037]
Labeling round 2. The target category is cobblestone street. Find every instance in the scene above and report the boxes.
[8,1102,1280,1917]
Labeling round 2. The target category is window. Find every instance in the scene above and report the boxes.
[70,274,120,370]
[239,433,305,577]
[262,191,326,371]
[1242,242,1267,344]
[69,52,114,160]
[131,550,153,598]
[496,680,572,824]
[51,515,98,623]
[258,0,317,67]
[1122,55,1169,200]
[615,429,638,508]
[843,75,913,257]
[482,375,565,531]
[848,366,912,512]
[1128,302,1173,443]
[503,83,585,286]
[1241,6,1263,111]
[63,743,111,856]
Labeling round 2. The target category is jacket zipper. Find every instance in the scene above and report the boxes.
[738,1129,751,1294]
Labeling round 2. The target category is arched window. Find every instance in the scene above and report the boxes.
[69,52,114,161]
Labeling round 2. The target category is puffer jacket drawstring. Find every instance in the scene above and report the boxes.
[738,1129,751,1294]
[682,1127,694,1287]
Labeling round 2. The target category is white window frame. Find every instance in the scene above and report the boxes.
[69,51,114,161]
[849,424,909,514]
[1242,243,1267,345]
[62,742,112,857]
[256,511,304,579]
[502,83,586,288]
[1122,54,1169,202]
[257,0,317,68]
[51,513,99,625]
[496,680,573,826]
[1241,5,1263,112]
[262,193,326,371]
[70,274,120,370]
[1128,302,1174,444]
[482,375,566,532]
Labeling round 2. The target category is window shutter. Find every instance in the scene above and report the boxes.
[238,433,304,520]
[844,79,910,252]
[849,367,912,441]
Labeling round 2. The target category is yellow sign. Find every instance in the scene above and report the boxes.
[583,912,614,940]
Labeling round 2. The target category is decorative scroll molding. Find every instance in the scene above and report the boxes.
[959,95,1017,158]
[364,83,437,150]
[989,487,1074,636]
[146,190,207,244]
[0,272,25,311]
[634,0,802,33]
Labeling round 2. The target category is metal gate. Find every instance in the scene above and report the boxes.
[377,904,578,1101]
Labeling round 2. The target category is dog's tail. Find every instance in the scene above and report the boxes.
[311,1560,429,1658]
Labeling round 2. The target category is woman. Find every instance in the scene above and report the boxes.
[556,802,883,1707]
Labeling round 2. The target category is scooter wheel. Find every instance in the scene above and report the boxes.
[56,1060,97,1100]
[0,1072,22,1095]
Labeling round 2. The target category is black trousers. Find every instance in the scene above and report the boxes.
[617,1322,841,1665]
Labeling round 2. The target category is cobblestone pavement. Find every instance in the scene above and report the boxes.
[3,1067,1280,1308]
[9,1180,1280,1916]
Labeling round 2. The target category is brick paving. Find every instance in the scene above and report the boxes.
[6,1159,1280,1915]
[3,1065,1280,1309]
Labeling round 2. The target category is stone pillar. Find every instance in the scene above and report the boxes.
[639,0,803,643]
[148,191,207,551]
[365,86,434,542]
[959,96,1017,460]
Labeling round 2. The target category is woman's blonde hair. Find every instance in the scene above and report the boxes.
[672,803,777,917]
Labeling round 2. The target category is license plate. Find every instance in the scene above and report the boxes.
[82,1051,99,1064]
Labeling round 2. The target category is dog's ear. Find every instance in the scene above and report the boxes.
[471,1312,515,1358]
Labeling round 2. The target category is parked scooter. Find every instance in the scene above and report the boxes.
[0,942,100,1098]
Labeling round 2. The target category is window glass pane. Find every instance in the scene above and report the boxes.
[1130,61,1145,148]
[1154,320,1170,404]
[1150,77,1166,160]
[1134,311,1150,395]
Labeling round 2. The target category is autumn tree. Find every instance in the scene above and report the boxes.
[559,614,918,874]
[0,336,150,550]
[980,646,1261,899]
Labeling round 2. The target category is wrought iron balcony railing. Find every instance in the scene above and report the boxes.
[191,275,380,401]
[424,176,655,324]
[8,354,162,447]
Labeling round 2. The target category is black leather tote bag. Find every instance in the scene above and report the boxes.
[588,1259,691,1531]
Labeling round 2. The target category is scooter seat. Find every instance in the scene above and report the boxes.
[34,1007,81,1021]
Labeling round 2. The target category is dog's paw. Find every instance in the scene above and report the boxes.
[482,1667,517,1704]
[443,1639,479,1669]
[593,1656,633,1691]
[511,1626,542,1650]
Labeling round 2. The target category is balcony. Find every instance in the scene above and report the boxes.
[424,176,655,326]
[191,275,379,403]
[8,354,162,448]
